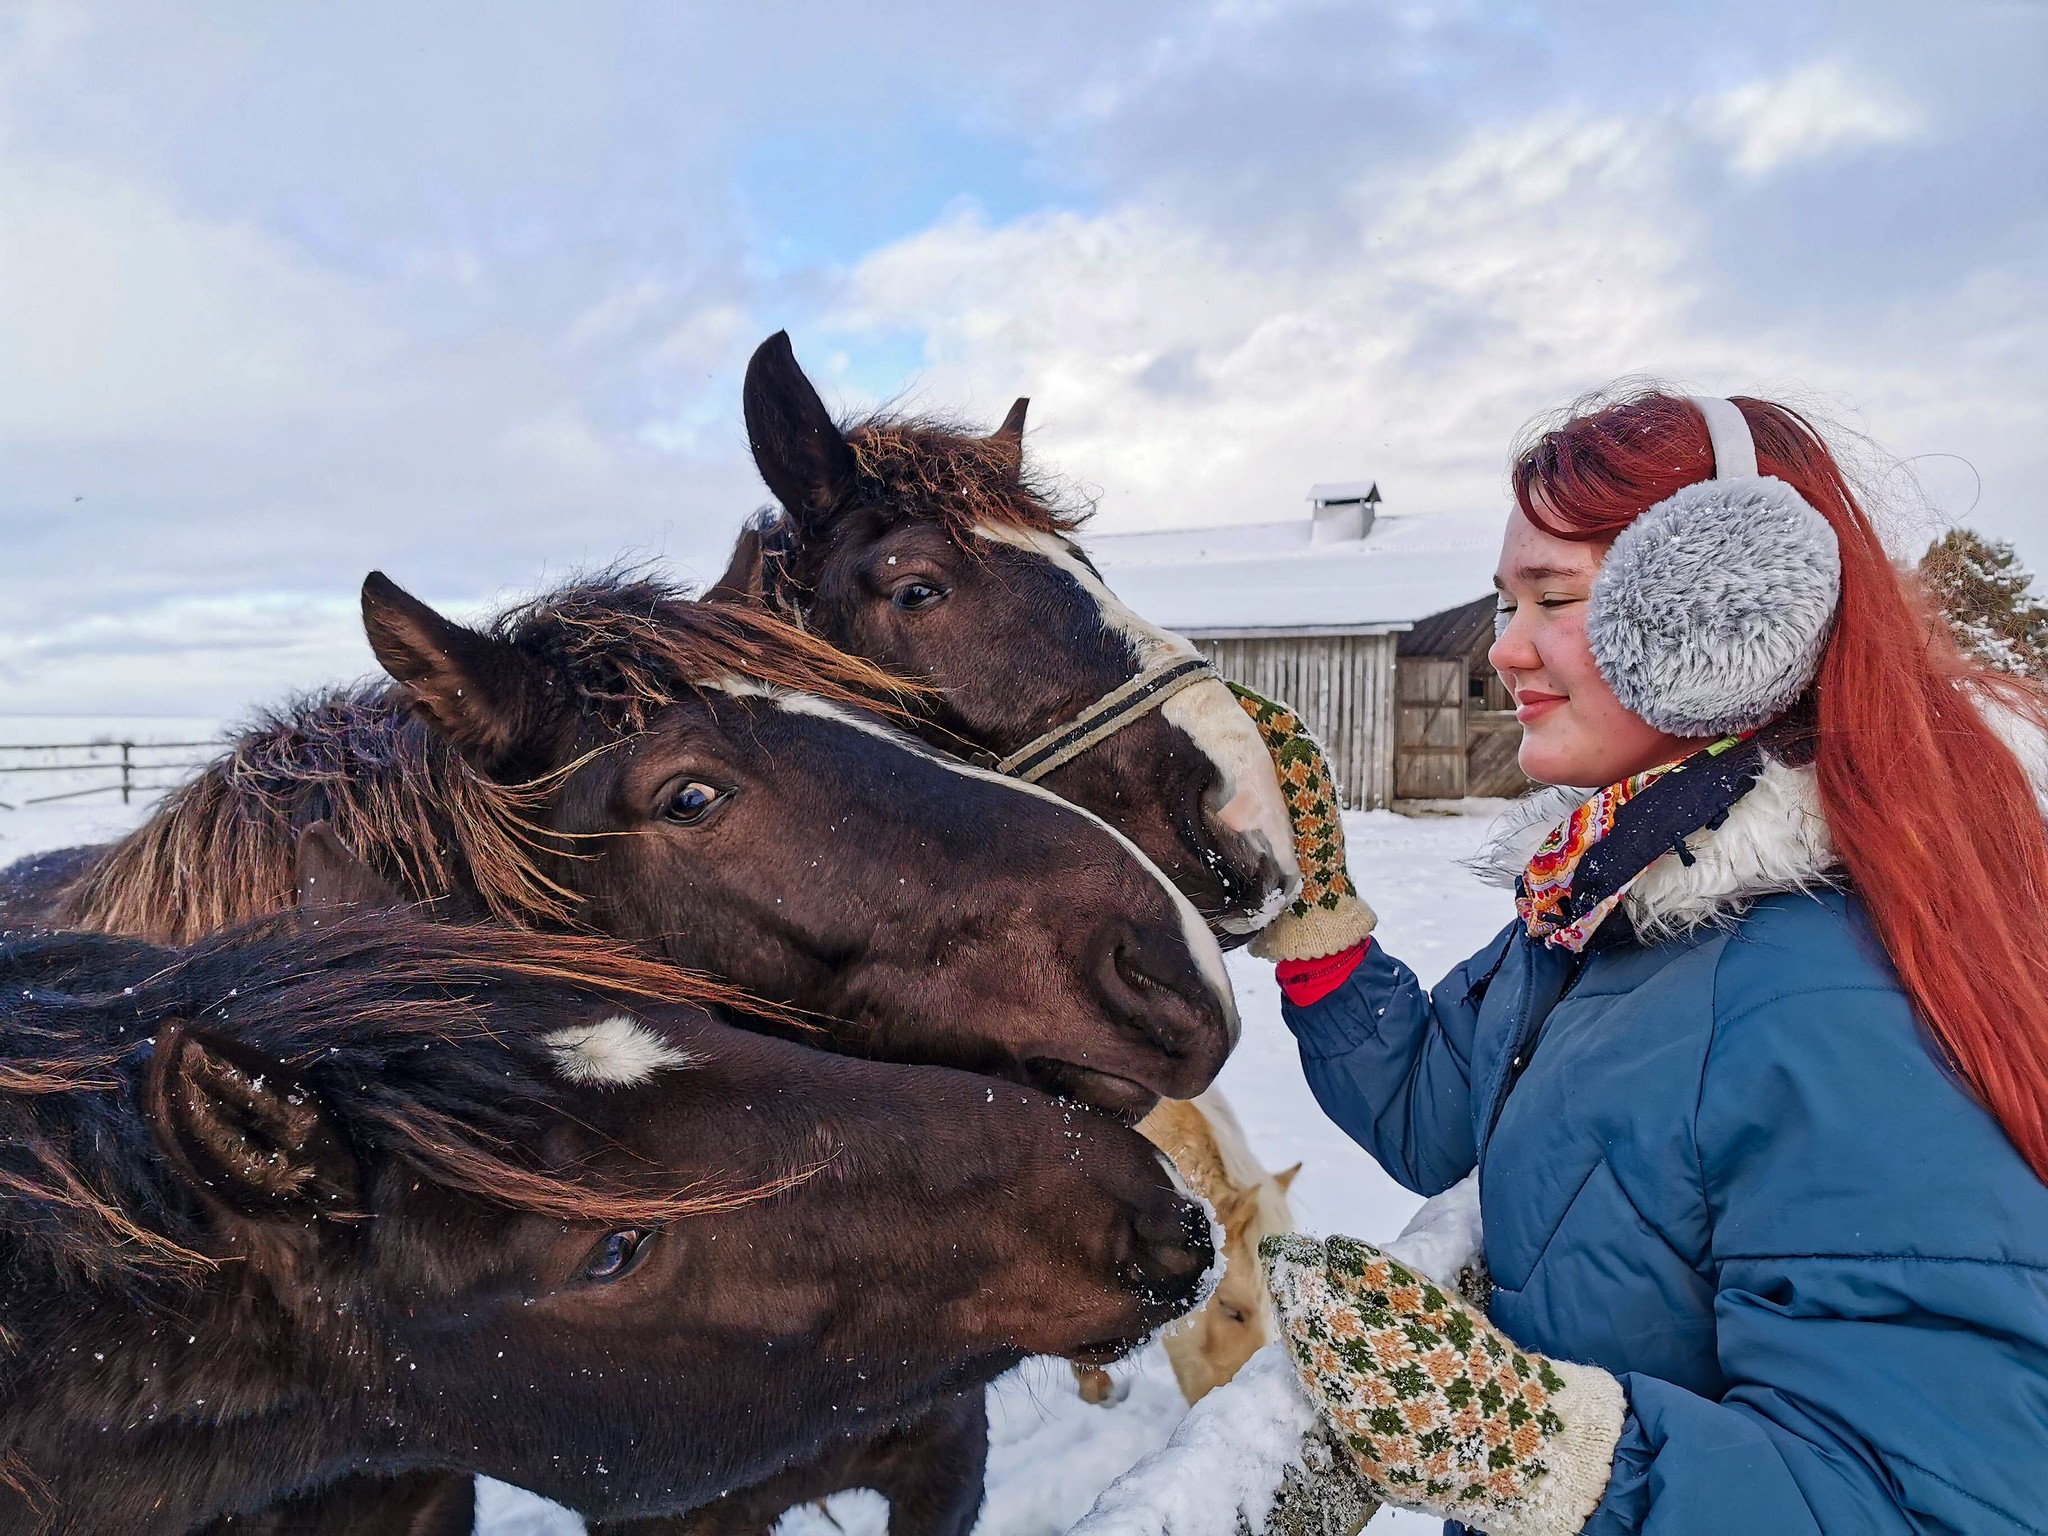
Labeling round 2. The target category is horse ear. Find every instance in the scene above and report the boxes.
[742,331,858,537]
[989,397,1029,476]
[294,821,405,913]
[703,522,769,606]
[146,1021,359,1222]
[1214,1184,1258,1232]
[1273,1161,1302,1194]
[361,572,547,774]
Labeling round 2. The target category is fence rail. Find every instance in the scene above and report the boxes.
[0,741,218,809]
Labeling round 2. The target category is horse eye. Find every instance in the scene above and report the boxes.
[892,581,946,612]
[662,781,724,825]
[583,1228,654,1283]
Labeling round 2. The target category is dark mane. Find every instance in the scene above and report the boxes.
[0,914,770,1285]
[842,413,1090,542]
[497,571,926,731]
[58,573,925,944]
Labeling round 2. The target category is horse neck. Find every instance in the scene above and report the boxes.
[0,1258,407,1535]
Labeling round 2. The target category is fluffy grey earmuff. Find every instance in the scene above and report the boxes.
[1587,476,1840,738]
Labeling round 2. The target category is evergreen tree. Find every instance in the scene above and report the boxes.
[1918,528,2048,678]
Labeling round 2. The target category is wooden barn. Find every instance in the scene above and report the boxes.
[1087,489,1527,810]
[1392,595,1532,801]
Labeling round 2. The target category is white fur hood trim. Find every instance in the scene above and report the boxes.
[1468,755,1839,938]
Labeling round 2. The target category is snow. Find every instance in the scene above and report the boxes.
[1380,1172,1483,1293]
[2,762,1513,1536]
[1063,1345,1324,1536]
[1080,511,1499,634]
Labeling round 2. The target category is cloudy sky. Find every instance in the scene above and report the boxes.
[2,0,2042,719]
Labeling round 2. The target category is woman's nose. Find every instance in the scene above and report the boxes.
[1488,614,1536,676]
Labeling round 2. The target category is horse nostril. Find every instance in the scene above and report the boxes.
[1126,1194,1215,1305]
[1104,926,1213,1057]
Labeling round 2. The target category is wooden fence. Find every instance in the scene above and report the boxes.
[0,740,216,810]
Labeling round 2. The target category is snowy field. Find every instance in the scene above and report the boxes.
[2,723,1514,1536]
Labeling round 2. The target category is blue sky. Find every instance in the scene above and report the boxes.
[1,0,2042,717]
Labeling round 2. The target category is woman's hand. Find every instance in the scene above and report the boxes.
[1261,1233,1624,1536]
[1232,687,1377,962]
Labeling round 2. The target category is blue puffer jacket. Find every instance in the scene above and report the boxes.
[1287,763,2048,1534]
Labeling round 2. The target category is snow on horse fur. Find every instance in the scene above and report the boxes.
[1078,1088,1302,1407]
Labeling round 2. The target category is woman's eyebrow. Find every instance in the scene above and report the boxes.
[1494,562,1587,588]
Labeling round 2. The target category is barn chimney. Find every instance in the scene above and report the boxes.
[1308,481,1381,544]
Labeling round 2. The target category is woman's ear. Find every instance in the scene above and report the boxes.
[146,1021,360,1222]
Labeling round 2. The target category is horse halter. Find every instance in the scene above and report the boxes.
[995,655,1217,783]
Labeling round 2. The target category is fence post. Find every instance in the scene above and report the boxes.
[121,742,132,805]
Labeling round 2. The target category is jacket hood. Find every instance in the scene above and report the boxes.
[1470,754,1839,940]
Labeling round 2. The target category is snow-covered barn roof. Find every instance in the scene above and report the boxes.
[1083,508,1501,637]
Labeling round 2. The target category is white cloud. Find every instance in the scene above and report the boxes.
[831,113,1706,526]
[0,154,390,443]
[1702,61,1924,178]
[828,99,2040,561]
[0,592,372,719]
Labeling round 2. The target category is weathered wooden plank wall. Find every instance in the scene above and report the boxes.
[1188,633,1399,809]
[1395,658,1468,799]
[1466,711,1532,798]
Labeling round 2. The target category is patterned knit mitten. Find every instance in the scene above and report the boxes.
[1231,686,1377,962]
[1260,1233,1624,1536]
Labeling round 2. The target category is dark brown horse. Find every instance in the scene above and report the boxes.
[14,573,1235,1118]
[715,331,1301,943]
[0,913,1213,1536]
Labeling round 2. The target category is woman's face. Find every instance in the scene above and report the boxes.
[1488,507,1712,787]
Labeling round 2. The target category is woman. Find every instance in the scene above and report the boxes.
[1245,392,2048,1534]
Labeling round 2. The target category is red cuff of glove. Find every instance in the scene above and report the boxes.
[1274,940,1370,1006]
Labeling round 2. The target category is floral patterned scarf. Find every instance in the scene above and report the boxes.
[1517,732,1767,952]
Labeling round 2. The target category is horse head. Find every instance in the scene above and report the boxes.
[354,573,1236,1114]
[723,331,1301,944]
[0,917,1212,1531]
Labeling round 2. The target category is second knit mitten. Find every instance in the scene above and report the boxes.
[1260,1233,1623,1536]
[1231,686,1377,962]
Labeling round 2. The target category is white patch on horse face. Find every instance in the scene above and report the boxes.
[546,1015,701,1087]
[703,675,779,700]
[970,524,1302,928]
[767,689,1238,1036]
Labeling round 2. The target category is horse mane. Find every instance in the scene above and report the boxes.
[504,572,926,730]
[842,412,1090,542]
[0,914,776,1286]
[62,687,564,943]
[60,574,926,944]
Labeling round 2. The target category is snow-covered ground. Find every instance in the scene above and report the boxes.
[2,743,1513,1535]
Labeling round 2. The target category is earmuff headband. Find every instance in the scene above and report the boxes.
[1688,396,1758,480]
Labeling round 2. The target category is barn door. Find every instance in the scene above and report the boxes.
[1395,658,1467,800]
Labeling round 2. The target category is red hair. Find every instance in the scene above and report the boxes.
[1514,390,2048,1184]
